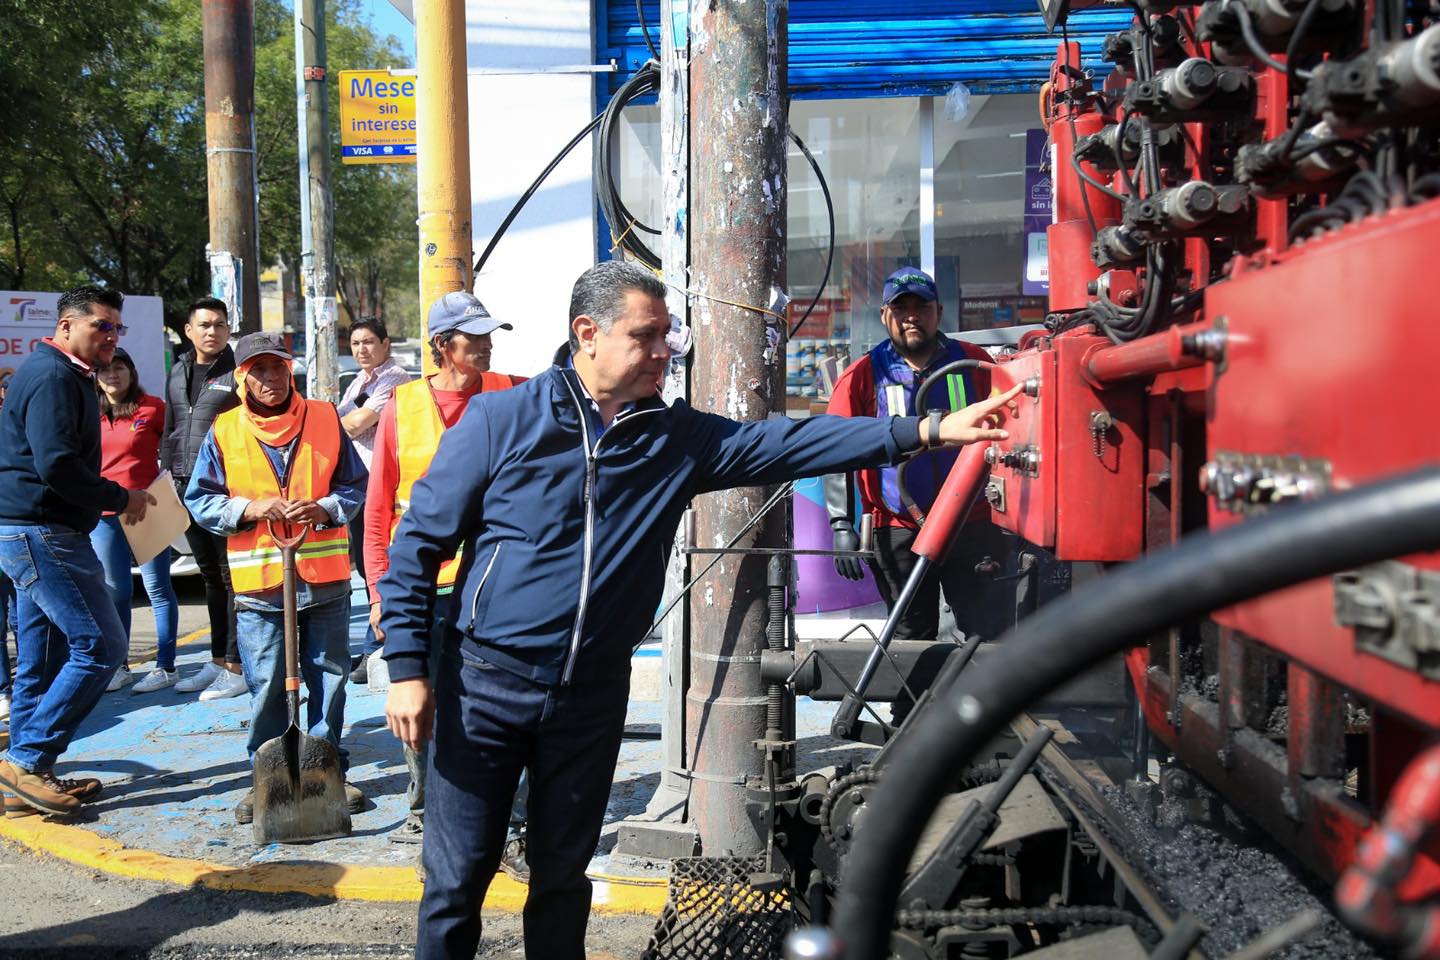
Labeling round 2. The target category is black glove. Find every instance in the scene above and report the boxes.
[832,524,865,581]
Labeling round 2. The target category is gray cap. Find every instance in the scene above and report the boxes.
[427,291,512,338]
[233,332,292,366]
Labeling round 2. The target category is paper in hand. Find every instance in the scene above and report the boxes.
[121,471,193,567]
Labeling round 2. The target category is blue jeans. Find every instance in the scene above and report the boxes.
[89,516,180,672]
[0,525,126,772]
[0,573,16,693]
[404,626,528,837]
[417,649,631,960]
[235,594,350,771]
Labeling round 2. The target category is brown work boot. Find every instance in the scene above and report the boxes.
[41,771,102,803]
[0,760,81,817]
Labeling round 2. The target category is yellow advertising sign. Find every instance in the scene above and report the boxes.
[338,70,417,165]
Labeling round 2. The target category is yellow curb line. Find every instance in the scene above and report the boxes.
[0,815,668,914]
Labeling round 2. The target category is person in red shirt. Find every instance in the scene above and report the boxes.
[365,292,530,873]
[89,348,180,694]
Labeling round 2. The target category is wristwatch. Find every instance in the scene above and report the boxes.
[926,410,945,447]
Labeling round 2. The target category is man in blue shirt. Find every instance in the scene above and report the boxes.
[378,261,1021,959]
[0,286,154,818]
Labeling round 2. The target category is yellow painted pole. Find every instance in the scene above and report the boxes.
[414,0,472,374]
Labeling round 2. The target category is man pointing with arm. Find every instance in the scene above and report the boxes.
[379,261,1019,960]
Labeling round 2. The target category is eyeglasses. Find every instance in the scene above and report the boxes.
[87,319,128,335]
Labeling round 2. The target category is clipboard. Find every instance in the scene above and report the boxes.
[121,471,193,566]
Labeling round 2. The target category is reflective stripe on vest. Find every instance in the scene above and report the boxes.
[212,400,351,594]
[391,379,464,592]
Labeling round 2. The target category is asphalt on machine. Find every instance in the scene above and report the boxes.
[636,0,1440,956]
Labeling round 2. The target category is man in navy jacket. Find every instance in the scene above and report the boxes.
[379,261,1020,959]
[0,286,154,819]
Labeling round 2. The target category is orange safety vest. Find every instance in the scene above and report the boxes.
[212,400,352,594]
[390,372,519,594]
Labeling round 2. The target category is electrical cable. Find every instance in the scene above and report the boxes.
[636,0,660,62]
[787,130,836,339]
[831,465,1440,960]
[475,112,605,277]
[1230,0,1315,77]
[596,61,664,268]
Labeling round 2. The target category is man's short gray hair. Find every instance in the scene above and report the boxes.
[567,260,667,352]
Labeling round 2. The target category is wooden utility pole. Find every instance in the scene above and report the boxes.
[295,0,338,401]
[415,0,472,371]
[202,0,262,334]
[686,0,790,856]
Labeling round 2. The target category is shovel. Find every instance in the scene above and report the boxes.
[252,519,352,844]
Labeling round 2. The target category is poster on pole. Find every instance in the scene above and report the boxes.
[0,291,166,390]
[338,70,417,165]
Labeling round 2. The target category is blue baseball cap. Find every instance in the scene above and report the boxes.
[883,267,939,305]
[427,291,512,338]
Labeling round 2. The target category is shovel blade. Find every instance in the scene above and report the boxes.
[252,724,351,845]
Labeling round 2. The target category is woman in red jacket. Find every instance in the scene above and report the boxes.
[90,349,180,694]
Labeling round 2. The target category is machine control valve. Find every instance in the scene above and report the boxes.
[1306,24,1440,135]
[1197,0,1357,68]
[1338,561,1440,677]
[1092,225,1147,269]
[1075,122,1183,171]
[995,444,1042,478]
[1201,452,1331,514]
[1236,121,1362,196]
[1124,57,1253,121]
[1125,181,1252,240]
[1101,17,1185,72]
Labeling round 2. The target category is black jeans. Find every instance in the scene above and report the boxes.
[417,645,630,960]
[868,520,1013,643]
[177,477,240,665]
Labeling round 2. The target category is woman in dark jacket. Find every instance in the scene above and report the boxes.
[90,349,180,694]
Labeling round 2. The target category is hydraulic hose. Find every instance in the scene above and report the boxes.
[897,359,989,524]
[832,465,1440,959]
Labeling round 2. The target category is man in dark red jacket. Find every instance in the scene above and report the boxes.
[826,267,1011,651]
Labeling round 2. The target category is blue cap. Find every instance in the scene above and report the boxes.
[427,292,512,338]
[883,267,938,305]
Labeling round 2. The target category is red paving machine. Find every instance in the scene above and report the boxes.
[638,1,1440,957]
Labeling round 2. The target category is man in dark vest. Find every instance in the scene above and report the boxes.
[162,297,247,701]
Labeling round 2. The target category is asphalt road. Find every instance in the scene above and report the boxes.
[0,584,659,960]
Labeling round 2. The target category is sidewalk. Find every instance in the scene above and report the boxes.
[0,580,869,911]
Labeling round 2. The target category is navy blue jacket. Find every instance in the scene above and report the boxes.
[379,357,923,687]
[0,342,128,532]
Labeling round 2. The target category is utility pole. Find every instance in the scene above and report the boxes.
[202,0,262,334]
[295,0,338,401]
[686,0,790,855]
[415,0,472,370]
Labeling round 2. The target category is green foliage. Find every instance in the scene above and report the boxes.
[0,0,417,334]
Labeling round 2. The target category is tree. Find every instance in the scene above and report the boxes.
[0,0,418,338]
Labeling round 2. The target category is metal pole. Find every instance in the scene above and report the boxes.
[295,0,339,402]
[686,0,789,856]
[202,0,263,334]
[641,0,698,831]
[415,0,472,373]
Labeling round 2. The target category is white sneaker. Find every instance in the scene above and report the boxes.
[132,668,179,694]
[198,668,248,701]
[0,692,10,721]
[174,661,222,693]
[106,668,134,692]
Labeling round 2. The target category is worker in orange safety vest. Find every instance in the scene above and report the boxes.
[364,293,531,879]
[185,332,370,827]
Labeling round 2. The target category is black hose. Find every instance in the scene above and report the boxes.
[832,466,1440,959]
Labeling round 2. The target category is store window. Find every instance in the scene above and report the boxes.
[616,92,1046,412]
[931,93,1050,333]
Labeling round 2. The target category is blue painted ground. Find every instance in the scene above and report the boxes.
[31,580,872,875]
